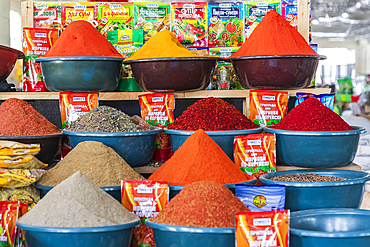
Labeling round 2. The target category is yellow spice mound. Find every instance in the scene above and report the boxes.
[126,30,198,60]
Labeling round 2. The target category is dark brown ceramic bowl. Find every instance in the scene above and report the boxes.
[123,57,218,92]
[0,45,24,81]
[230,55,326,89]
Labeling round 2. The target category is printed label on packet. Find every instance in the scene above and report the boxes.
[97,3,134,37]
[33,2,62,30]
[0,201,20,247]
[236,210,289,247]
[234,133,276,179]
[249,90,289,127]
[61,3,97,30]
[139,93,175,127]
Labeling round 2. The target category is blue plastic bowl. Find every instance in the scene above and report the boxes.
[17,218,139,247]
[290,208,370,247]
[36,56,124,92]
[169,179,257,199]
[36,184,122,203]
[63,128,162,167]
[146,219,234,247]
[259,169,370,211]
[264,126,366,168]
[164,128,263,160]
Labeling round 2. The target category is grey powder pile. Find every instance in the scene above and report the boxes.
[18,171,139,227]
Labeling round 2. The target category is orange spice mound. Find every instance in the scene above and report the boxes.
[149,129,253,185]
[151,181,250,227]
[44,20,122,57]
[0,98,61,136]
[231,10,317,57]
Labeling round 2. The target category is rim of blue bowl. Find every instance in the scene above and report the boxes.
[63,128,162,137]
[146,219,234,233]
[164,127,263,136]
[0,133,63,140]
[263,125,366,136]
[259,169,370,187]
[229,54,327,60]
[36,183,121,192]
[123,56,220,64]
[290,208,370,238]
[35,56,125,62]
[169,179,257,191]
[17,218,140,233]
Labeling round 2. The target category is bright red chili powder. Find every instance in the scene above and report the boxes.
[167,97,258,131]
[151,181,250,227]
[275,98,353,131]
[0,98,61,136]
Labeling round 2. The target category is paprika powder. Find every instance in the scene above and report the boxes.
[149,129,254,185]
[275,98,353,131]
[44,20,122,57]
[231,10,317,57]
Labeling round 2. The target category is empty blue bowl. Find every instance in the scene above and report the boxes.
[17,219,139,247]
[264,126,366,168]
[164,128,263,160]
[36,184,122,203]
[290,208,370,247]
[259,169,370,211]
[36,56,124,92]
[63,128,162,167]
[146,219,234,247]
[169,179,257,199]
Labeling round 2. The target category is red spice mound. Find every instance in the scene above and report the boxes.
[151,181,250,227]
[0,98,61,136]
[231,10,317,57]
[167,97,258,131]
[275,98,353,131]
[149,129,254,185]
[44,20,122,57]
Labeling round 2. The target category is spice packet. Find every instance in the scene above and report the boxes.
[171,2,208,47]
[208,2,244,47]
[33,2,62,30]
[235,185,285,212]
[106,29,143,58]
[0,187,40,212]
[281,0,297,29]
[134,2,171,42]
[0,169,44,188]
[61,2,97,31]
[295,93,335,110]
[249,90,289,127]
[244,0,281,38]
[139,93,175,127]
[235,210,290,247]
[0,142,40,156]
[0,201,20,247]
[122,180,169,247]
[0,155,46,170]
[22,28,58,92]
[97,2,134,37]
[234,133,276,180]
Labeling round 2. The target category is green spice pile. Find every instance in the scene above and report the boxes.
[18,171,139,227]
[166,97,258,131]
[151,181,250,227]
[270,173,349,182]
[38,141,143,187]
[68,106,142,132]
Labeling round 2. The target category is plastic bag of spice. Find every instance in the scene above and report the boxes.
[0,169,44,188]
[0,142,40,156]
[0,186,40,211]
[0,201,20,247]
[236,210,290,247]
[249,90,290,127]
[0,155,46,170]
[234,133,276,182]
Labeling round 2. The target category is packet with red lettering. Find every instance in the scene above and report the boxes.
[249,90,289,127]
[0,201,20,247]
[234,133,276,181]
[22,28,58,92]
[61,2,97,31]
[33,2,62,30]
[235,210,290,247]
[122,180,169,247]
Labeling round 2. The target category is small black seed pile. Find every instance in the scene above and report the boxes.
[270,174,349,182]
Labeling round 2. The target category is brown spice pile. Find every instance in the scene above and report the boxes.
[0,98,61,136]
[38,141,143,187]
[271,173,349,182]
[151,181,250,227]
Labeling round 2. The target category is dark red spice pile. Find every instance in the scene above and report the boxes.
[167,97,258,131]
[275,98,353,131]
[0,98,61,136]
[151,181,250,227]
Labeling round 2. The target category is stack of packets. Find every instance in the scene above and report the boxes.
[122,180,169,247]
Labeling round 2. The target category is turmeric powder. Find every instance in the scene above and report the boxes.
[126,30,199,60]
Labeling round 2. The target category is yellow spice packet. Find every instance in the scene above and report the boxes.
[0,141,40,156]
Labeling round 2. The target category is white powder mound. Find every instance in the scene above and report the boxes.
[18,171,139,227]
